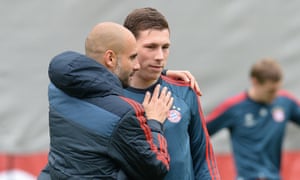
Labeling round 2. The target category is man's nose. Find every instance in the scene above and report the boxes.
[155,48,164,60]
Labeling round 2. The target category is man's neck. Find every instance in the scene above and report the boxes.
[130,76,157,89]
[248,87,259,101]
[248,87,269,104]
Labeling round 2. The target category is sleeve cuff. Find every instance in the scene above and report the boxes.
[147,119,164,132]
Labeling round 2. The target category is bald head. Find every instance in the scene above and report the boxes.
[85,22,136,64]
[84,22,139,87]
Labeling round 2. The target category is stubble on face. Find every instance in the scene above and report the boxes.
[114,32,138,88]
[113,58,130,88]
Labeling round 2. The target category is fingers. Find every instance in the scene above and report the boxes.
[154,85,172,107]
[183,71,202,96]
[180,71,202,96]
[142,91,151,106]
[175,70,190,82]
[166,70,188,81]
[165,70,202,96]
[183,71,192,82]
[194,81,202,96]
[166,95,174,110]
[160,85,168,98]
[152,84,161,99]
[142,85,173,123]
[160,86,173,108]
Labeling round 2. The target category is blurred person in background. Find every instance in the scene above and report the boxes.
[206,57,300,180]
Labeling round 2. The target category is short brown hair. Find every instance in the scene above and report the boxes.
[123,7,169,38]
[250,57,283,84]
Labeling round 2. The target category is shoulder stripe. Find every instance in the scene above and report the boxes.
[161,75,190,87]
[206,92,247,123]
[197,96,221,179]
[278,90,300,106]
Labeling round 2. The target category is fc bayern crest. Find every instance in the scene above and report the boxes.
[168,109,181,123]
[272,107,285,122]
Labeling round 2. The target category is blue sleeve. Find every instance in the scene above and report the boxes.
[187,91,220,179]
[37,164,51,180]
[206,101,236,136]
[289,98,300,125]
[280,91,300,126]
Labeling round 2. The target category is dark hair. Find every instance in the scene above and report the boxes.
[250,57,283,84]
[123,7,169,38]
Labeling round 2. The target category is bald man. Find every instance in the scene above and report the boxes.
[84,22,139,88]
[38,22,173,180]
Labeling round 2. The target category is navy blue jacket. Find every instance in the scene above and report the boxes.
[207,91,300,179]
[38,51,170,180]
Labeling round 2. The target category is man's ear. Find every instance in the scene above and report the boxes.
[103,50,117,69]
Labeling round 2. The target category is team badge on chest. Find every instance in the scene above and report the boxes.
[168,105,182,123]
[272,107,285,122]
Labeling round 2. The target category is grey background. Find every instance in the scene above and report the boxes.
[1,0,299,154]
